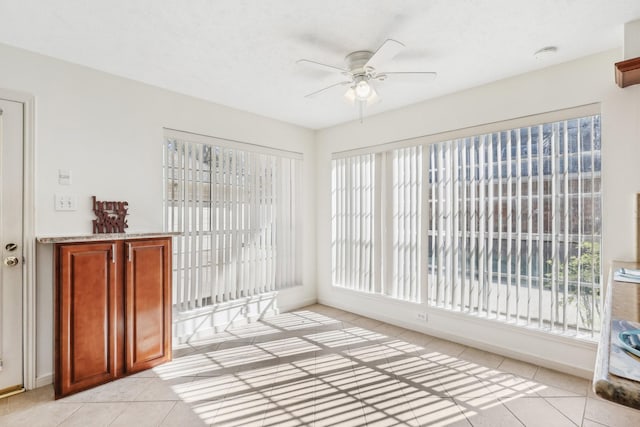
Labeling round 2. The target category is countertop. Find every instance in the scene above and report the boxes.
[593,261,640,409]
[37,231,181,244]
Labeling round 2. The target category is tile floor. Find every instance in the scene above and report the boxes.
[1,304,640,426]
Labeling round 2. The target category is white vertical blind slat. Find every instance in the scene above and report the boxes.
[496,133,503,319]
[490,136,500,316]
[460,141,467,310]
[550,124,558,329]
[562,121,570,332]
[526,127,533,325]
[515,130,522,323]
[452,142,460,309]
[506,132,514,321]
[477,137,486,314]
[469,138,477,312]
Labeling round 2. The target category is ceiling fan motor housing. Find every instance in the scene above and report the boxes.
[345,50,374,76]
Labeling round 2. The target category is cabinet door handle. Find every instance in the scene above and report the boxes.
[128,243,133,262]
[111,243,116,264]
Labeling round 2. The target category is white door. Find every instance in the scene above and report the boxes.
[0,98,24,394]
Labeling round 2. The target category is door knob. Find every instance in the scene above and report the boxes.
[4,256,19,267]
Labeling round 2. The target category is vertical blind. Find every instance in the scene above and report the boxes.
[386,146,423,302]
[164,132,303,312]
[331,154,377,293]
[331,113,602,337]
[427,116,601,335]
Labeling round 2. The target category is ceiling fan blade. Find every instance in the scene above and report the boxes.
[305,81,352,98]
[379,71,437,81]
[297,59,348,74]
[365,39,405,70]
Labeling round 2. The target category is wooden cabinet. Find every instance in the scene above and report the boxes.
[54,237,172,398]
[124,239,172,373]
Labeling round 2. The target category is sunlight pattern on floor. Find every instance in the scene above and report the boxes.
[1,305,640,426]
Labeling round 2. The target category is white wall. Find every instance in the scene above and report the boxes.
[315,49,640,378]
[0,42,317,386]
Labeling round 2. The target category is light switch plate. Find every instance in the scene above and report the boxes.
[58,169,72,185]
[55,194,78,211]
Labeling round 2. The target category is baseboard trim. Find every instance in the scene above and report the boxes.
[35,373,53,388]
[278,297,318,313]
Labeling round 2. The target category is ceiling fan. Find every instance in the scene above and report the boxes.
[297,39,437,121]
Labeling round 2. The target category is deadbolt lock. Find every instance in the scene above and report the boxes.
[5,243,17,252]
[4,256,19,267]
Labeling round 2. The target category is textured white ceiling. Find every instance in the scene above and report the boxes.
[0,0,639,129]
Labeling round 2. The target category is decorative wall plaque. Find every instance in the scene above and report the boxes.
[92,196,129,234]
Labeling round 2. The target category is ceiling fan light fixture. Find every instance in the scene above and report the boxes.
[344,87,356,103]
[354,79,372,100]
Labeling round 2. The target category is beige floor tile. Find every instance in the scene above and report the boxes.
[261,399,315,427]
[373,322,409,337]
[314,393,366,427]
[154,353,222,379]
[129,367,162,378]
[584,397,640,426]
[460,347,505,369]
[188,400,225,424]
[134,376,197,401]
[581,418,607,426]
[5,385,54,413]
[346,343,393,364]
[402,367,450,397]
[438,371,495,400]
[361,397,417,426]
[504,397,575,426]
[171,343,200,358]
[544,396,586,425]
[350,316,384,330]
[397,329,436,347]
[457,399,524,427]
[317,308,361,322]
[315,353,355,375]
[497,358,538,379]
[213,395,270,427]
[59,377,154,403]
[420,338,468,357]
[407,396,471,427]
[533,367,589,397]
[0,401,82,427]
[58,402,128,426]
[358,379,417,426]
[269,361,316,402]
[173,376,236,402]
[304,329,367,349]
[160,401,208,426]
[476,371,538,401]
[110,401,175,427]
[270,376,317,401]
[0,396,8,416]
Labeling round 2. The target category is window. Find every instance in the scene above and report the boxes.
[427,116,602,336]
[331,111,602,337]
[164,130,303,312]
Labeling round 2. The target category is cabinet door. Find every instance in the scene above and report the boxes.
[124,238,172,373]
[55,242,120,398]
